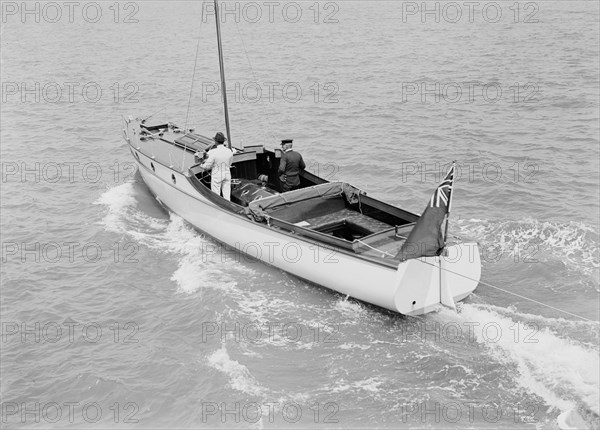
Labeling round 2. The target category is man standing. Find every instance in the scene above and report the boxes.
[278,139,306,192]
[201,132,234,200]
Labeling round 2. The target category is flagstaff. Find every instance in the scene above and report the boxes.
[443,161,456,244]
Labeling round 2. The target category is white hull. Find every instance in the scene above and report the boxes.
[121,5,480,316]
[130,144,481,316]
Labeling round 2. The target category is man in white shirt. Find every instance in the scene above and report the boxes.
[200,132,234,201]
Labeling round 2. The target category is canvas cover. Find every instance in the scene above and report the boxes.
[246,182,361,221]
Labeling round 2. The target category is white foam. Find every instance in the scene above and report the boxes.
[353,376,385,392]
[557,408,588,430]
[459,304,600,416]
[456,218,599,280]
[339,342,371,350]
[94,185,253,293]
[207,345,264,397]
[328,376,385,395]
[333,297,368,316]
[93,183,139,233]
[159,215,240,294]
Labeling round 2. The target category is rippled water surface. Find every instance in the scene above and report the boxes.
[1,1,599,428]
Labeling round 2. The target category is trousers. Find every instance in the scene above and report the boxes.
[211,173,231,201]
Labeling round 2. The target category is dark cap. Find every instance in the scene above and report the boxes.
[281,139,293,145]
[213,132,227,144]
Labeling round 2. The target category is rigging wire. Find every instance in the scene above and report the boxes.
[182,37,203,171]
[234,20,277,145]
[185,38,202,132]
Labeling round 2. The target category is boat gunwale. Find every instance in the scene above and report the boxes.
[129,141,406,269]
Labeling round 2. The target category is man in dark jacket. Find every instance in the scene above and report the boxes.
[278,139,306,192]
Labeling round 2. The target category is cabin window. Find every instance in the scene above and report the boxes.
[151,162,155,172]
[171,174,176,184]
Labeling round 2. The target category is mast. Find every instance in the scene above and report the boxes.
[213,0,232,149]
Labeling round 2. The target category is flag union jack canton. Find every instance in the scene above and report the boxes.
[430,167,454,208]
[396,164,455,261]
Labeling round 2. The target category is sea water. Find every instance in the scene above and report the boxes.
[1,1,598,428]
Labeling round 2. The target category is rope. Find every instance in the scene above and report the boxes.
[417,256,595,322]
[474,279,594,322]
[354,240,595,322]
